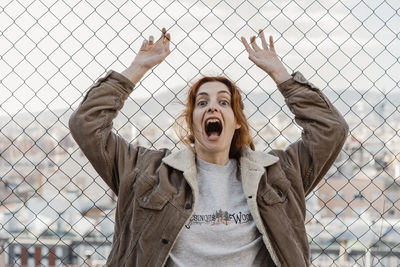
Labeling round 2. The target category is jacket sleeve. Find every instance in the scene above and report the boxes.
[69,70,147,196]
[272,72,349,196]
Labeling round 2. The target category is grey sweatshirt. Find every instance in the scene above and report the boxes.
[166,157,270,266]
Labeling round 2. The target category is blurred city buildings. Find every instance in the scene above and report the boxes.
[1,89,400,266]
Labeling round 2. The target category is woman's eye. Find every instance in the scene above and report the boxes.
[198,100,207,106]
[220,100,229,106]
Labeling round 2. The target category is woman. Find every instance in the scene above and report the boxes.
[69,28,348,266]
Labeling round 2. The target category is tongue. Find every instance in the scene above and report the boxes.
[207,132,220,141]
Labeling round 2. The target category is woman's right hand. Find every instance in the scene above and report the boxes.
[122,28,171,84]
[133,27,171,69]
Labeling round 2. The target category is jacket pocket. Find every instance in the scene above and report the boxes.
[262,177,290,205]
[138,187,169,210]
[262,175,305,228]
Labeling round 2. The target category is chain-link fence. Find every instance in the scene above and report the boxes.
[1,0,399,266]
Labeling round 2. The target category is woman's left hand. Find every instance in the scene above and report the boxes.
[241,30,291,85]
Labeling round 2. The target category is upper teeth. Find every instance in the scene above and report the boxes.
[206,119,220,125]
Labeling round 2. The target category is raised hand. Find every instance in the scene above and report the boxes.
[122,28,171,84]
[133,27,171,69]
[241,30,290,85]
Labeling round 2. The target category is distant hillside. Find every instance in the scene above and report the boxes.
[1,88,399,130]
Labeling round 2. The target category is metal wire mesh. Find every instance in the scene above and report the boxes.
[0,0,399,266]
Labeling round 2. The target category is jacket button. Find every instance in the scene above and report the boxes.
[161,238,169,244]
[248,195,252,199]
[142,196,149,202]
[277,190,283,198]
[184,203,192,209]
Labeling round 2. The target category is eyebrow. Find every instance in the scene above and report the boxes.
[196,90,231,97]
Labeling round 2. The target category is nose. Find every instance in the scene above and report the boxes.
[207,102,220,113]
[207,99,220,113]
[208,107,218,112]
[206,98,220,114]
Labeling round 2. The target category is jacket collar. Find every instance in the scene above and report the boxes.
[162,147,199,207]
[162,147,279,172]
[238,148,279,199]
[162,147,197,173]
[162,147,279,189]
[239,148,280,172]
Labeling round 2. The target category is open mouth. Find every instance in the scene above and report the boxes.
[205,118,223,137]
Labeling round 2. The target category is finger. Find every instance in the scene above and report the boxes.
[241,37,252,53]
[157,28,167,43]
[156,28,170,49]
[140,39,148,50]
[259,29,269,51]
[250,36,261,51]
[165,32,171,42]
[164,33,171,53]
[148,35,154,45]
[269,35,275,53]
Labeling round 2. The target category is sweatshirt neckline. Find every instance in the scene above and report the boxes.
[196,156,237,172]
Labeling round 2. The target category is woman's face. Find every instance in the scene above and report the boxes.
[192,81,241,161]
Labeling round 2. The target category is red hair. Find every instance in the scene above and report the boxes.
[176,76,255,158]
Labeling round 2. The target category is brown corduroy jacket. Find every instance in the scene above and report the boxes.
[69,70,349,267]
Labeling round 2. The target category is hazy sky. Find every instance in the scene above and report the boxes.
[0,0,399,118]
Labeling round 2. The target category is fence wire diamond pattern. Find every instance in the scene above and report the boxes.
[1,0,400,266]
